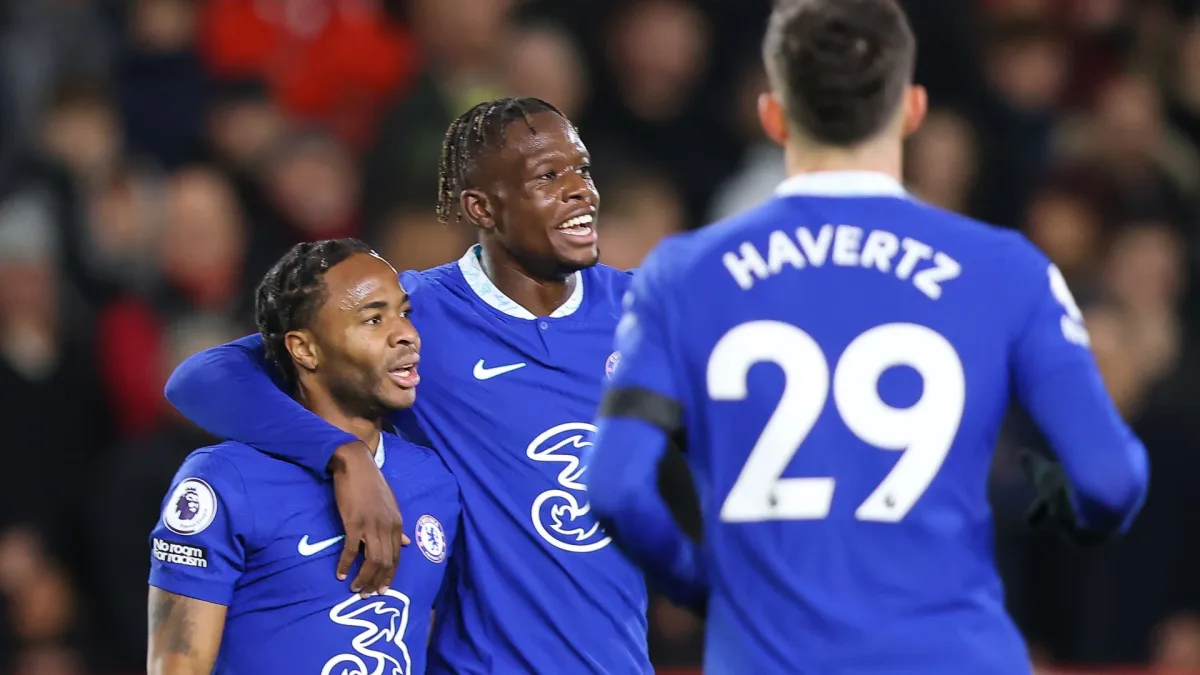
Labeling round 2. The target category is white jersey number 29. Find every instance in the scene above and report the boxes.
[708,321,966,524]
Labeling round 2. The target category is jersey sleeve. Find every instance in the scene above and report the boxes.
[164,334,359,475]
[607,264,678,401]
[148,450,253,607]
[588,243,706,610]
[1009,241,1149,534]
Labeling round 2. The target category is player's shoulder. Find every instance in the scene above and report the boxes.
[172,442,253,486]
[916,203,1055,283]
[404,256,456,283]
[400,262,450,300]
[907,204,1065,331]
[169,442,316,521]
[582,261,635,288]
[914,201,1037,253]
[159,443,254,537]
[650,199,802,275]
[752,188,1035,255]
[582,262,635,309]
[178,440,307,484]
[400,246,478,297]
[629,222,735,291]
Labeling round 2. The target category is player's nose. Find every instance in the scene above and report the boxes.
[390,318,419,350]
[563,171,595,205]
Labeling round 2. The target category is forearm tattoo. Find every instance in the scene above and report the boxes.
[150,591,196,655]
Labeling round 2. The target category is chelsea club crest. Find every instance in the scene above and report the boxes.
[414,515,446,564]
[605,351,620,380]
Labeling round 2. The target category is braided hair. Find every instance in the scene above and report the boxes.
[255,238,375,390]
[435,97,566,225]
[763,0,915,146]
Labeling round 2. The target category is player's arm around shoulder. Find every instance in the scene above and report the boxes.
[1005,233,1149,537]
[147,445,254,674]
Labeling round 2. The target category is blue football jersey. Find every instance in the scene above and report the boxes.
[401,247,649,675]
[600,172,1148,674]
[162,246,652,673]
[148,433,460,674]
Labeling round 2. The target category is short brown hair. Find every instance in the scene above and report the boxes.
[763,0,916,146]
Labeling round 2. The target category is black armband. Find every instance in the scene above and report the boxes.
[599,386,701,542]
[599,387,684,436]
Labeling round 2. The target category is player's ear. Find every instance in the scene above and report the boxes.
[901,85,928,138]
[461,189,496,233]
[285,329,320,373]
[757,92,789,147]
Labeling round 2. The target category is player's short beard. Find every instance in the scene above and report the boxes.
[566,244,601,273]
[511,243,599,281]
[326,367,393,423]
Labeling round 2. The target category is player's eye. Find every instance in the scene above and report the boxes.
[365,315,382,326]
[579,164,592,176]
[399,308,411,319]
[539,169,557,180]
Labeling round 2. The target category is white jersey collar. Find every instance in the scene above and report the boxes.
[373,434,386,469]
[775,171,908,198]
[456,245,584,319]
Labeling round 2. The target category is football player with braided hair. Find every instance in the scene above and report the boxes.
[149,239,459,674]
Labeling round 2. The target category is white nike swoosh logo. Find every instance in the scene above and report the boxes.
[298,534,345,556]
[473,359,527,380]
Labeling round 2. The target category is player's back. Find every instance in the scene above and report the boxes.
[666,174,1044,674]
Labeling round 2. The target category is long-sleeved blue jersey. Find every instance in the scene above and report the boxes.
[165,247,650,674]
[587,171,1149,675]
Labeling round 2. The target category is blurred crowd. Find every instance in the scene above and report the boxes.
[2,0,1200,673]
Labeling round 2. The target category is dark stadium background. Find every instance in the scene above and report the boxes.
[2,0,1200,673]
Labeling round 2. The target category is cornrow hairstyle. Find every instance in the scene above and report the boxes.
[763,0,916,147]
[436,97,566,225]
[255,238,375,390]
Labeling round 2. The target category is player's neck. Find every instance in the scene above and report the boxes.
[480,245,577,317]
[331,416,383,455]
[783,137,903,183]
[298,386,384,455]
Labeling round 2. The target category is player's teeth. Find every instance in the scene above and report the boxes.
[559,215,594,229]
